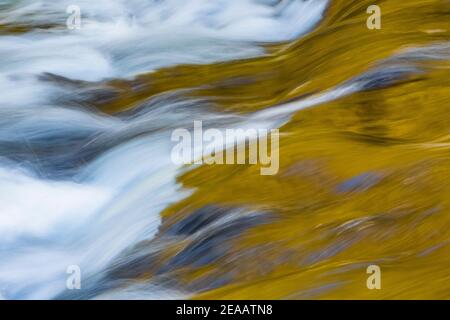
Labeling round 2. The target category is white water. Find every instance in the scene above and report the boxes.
[0,0,328,80]
[0,0,330,299]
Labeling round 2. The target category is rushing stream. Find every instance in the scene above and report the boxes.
[0,0,449,299]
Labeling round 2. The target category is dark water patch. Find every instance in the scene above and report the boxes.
[105,251,159,280]
[158,211,272,273]
[301,235,360,266]
[335,172,383,194]
[186,272,234,293]
[351,65,424,91]
[90,206,273,293]
[164,205,229,236]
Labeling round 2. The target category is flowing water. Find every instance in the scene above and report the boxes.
[0,0,449,299]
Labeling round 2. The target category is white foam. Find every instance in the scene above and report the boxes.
[0,0,328,80]
[0,167,112,242]
[0,127,191,298]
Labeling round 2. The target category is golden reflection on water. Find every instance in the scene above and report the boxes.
[155,0,450,299]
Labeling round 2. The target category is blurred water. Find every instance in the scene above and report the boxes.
[0,0,329,299]
[1,0,449,300]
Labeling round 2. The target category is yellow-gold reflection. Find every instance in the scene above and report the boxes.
[144,0,450,299]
